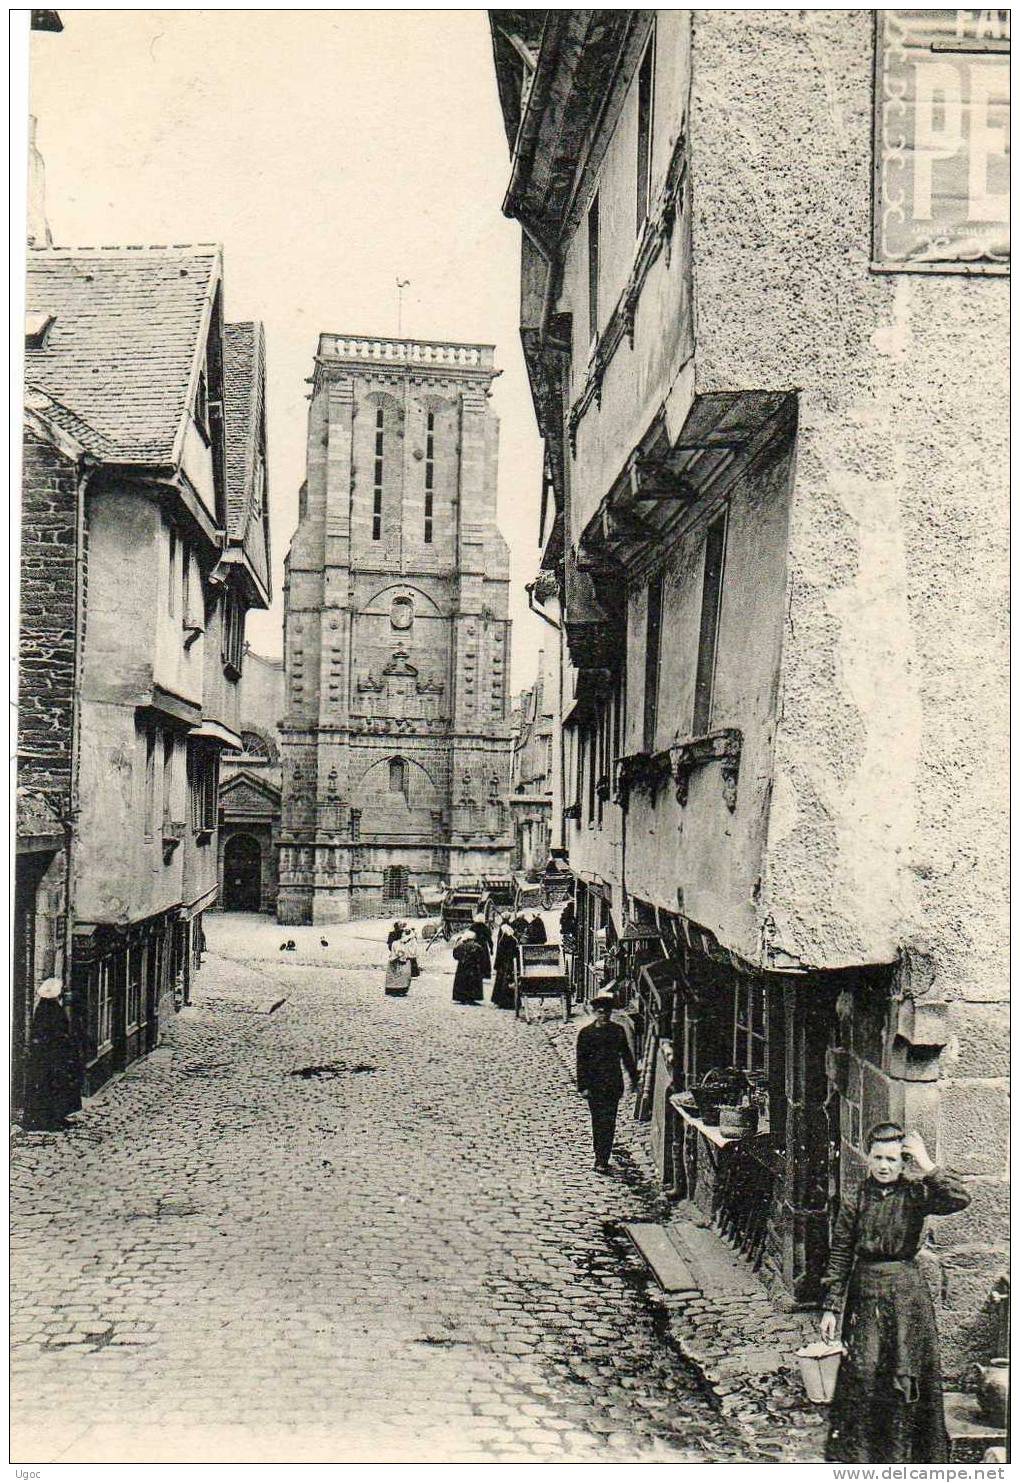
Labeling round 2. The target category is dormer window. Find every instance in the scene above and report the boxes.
[25,310,55,348]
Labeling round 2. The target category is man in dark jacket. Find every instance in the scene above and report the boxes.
[576,991,639,1173]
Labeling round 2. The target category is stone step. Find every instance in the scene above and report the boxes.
[667,1219,763,1300]
[621,1223,700,1296]
[944,1392,1007,1464]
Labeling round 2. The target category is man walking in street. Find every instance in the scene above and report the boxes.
[576,991,639,1173]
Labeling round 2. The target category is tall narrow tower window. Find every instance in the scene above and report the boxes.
[372,407,384,541]
[424,411,435,544]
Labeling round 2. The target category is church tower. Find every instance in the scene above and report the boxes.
[278,335,514,923]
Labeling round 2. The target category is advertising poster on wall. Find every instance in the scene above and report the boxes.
[873,9,1009,272]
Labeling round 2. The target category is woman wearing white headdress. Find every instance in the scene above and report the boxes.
[22,979,83,1131]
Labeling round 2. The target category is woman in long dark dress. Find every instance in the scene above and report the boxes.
[23,979,83,1132]
[491,918,518,1010]
[470,915,493,980]
[524,913,547,944]
[451,933,486,1004]
[820,1123,970,1463]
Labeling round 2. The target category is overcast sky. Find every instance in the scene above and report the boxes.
[28,10,548,687]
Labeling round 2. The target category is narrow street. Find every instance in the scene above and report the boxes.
[11,913,749,1464]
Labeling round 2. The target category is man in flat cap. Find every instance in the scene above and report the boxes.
[576,991,639,1173]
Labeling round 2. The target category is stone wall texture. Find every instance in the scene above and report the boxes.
[18,431,79,817]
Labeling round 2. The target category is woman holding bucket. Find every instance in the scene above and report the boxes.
[818,1123,969,1463]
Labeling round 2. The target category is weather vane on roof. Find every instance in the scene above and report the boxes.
[396,278,410,338]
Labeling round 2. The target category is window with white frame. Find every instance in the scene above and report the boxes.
[162,734,176,828]
[143,725,157,837]
[221,590,245,678]
[90,958,114,1057]
[635,29,655,233]
[733,977,768,1073]
[693,511,727,736]
[126,942,144,1031]
[188,742,218,833]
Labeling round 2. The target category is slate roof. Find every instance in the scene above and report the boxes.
[24,384,114,456]
[222,320,271,599]
[24,244,221,465]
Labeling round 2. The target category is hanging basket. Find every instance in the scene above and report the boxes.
[795,1342,844,1403]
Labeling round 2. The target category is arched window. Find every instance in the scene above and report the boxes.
[388,757,407,794]
[240,730,272,760]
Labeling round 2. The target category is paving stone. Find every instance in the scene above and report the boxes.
[10,914,764,1464]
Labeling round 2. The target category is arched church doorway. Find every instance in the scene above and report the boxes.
[223,833,262,912]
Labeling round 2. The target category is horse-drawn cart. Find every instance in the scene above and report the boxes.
[478,877,515,928]
[514,941,571,1020]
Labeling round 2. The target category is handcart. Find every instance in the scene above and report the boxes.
[514,941,571,1021]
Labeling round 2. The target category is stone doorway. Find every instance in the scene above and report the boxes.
[223,833,262,912]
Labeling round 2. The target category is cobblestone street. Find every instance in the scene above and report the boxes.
[12,913,753,1464]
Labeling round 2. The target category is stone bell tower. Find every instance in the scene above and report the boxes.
[278,334,514,923]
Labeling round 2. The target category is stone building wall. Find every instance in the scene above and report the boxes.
[689,7,1009,1372]
[491,8,1007,1371]
[18,430,79,820]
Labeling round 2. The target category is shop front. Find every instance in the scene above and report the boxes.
[605,901,842,1307]
[71,909,183,1094]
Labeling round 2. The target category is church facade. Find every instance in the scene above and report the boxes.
[278,335,514,924]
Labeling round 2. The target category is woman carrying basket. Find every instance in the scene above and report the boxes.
[384,924,419,998]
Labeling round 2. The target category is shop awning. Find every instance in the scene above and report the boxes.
[620,920,662,944]
[189,719,244,750]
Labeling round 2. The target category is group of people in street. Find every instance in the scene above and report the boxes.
[451,910,548,1007]
[383,908,550,1007]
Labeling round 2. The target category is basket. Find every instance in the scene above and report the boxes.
[795,1342,844,1403]
[718,1103,759,1138]
[691,1086,721,1124]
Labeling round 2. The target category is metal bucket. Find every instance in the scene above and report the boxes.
[795,1342,844,1403]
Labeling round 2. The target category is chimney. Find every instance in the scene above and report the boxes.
[27,116,52,248]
